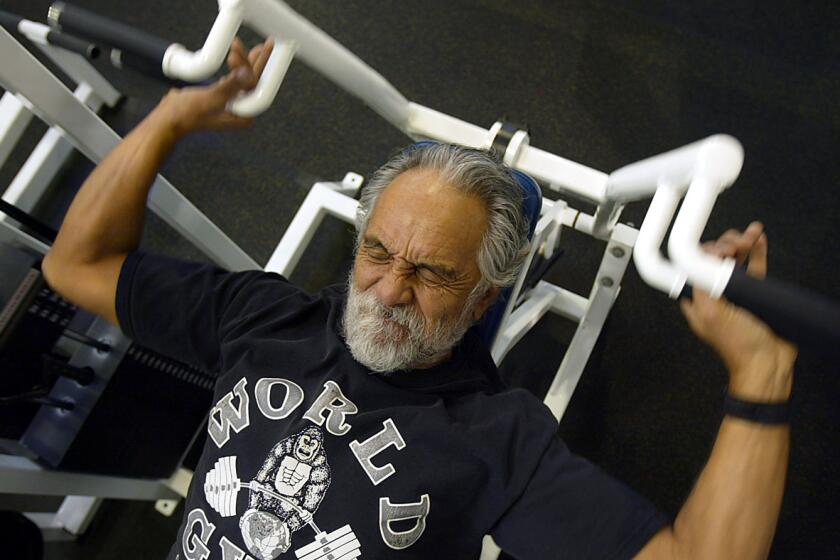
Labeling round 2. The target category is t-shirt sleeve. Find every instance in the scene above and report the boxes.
[115,251,297,372]
[490,427,669,560]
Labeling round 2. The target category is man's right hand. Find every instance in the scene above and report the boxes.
[152,37,274,139]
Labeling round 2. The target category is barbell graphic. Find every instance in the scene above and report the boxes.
[204,456,362,560]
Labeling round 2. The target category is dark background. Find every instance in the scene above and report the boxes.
[1,0,838,558]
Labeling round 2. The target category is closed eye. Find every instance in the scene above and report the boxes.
[362,238,458,286]
[416,265,450,285]
[362,241,392,263]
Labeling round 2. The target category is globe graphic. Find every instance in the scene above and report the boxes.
[240,508,291,560]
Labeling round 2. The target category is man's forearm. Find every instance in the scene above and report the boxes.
[47,108,179,266]
[661,360,792,559]
[674,358,791,559]
[673,420,788,558]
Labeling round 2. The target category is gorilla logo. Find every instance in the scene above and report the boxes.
[239,427,330,559]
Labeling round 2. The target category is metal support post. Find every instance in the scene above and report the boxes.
[1,83,102,216]
[0,91,35,168]
[264,180,360,276]
[542,224,637,420]
[0,454,181,501]
[0,216,50,254]
[24,496,103,542]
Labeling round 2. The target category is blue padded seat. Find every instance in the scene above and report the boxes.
[404,141,543,347]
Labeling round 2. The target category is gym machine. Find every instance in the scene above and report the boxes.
[0,9,119,227]
[45,0,838,367]
[0,16,222,544]
[1,1,839,556]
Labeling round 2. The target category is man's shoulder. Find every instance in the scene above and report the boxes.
[452,386,559,437]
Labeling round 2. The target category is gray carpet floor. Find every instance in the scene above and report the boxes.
[1,0,838,558]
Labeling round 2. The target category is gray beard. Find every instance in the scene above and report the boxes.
[341,274,480,373]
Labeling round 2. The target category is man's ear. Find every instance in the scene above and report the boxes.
[472,287,501,321]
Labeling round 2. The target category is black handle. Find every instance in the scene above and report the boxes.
[679,270,840,356]
[0,9,23,30]
[723,268,840,355]
[46,29,100,59]
[49,2,171,66]
[107,48,212,88]
[109,48,168,80]
[0,9,99,59]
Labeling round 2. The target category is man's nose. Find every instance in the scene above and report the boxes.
[374,268,414,307]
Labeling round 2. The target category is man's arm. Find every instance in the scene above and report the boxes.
[42,39,272,325]
[637,223,797,559]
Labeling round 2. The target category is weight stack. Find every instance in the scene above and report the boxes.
[23,341,218,479]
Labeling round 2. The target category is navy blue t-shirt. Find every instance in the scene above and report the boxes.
[116,251,667,560]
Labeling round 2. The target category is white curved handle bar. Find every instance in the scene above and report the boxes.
[152,0,745,296]
[160,0,294,117]
[612,135,745,298]
[226,40,295,117]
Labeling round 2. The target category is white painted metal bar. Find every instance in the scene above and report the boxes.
[248,2,608,205]
[264,182,358,276]
[546,282,589,322]
[405,103,609,204]
[515,143,608,203]
[0,91,34,167]
[404,103,491,150]
[0,455,181,500]
[143,0,613,207]
[31,41,121,108]
[490,203,566,358]
[591,199,624,240]
[25,496,100,543]
[0,217,50,254]
[156,467,195,516]
[541,198,601,238]
[163,0,244,80]
[605,134,743,203]
[543,233,634,420]
[54,495,102,535]
[226,38,296,117]
[634,183,687,298]
[243,0,410,126]
[491,282,557,363]
[2,123,77,211]
[0,27,258,271]
[1,83,100,215]
[24,513,77,542]
[668,175,735,298]
[1,34,121,230]
[608,135,743,297]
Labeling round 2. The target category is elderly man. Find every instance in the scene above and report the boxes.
[43,40,795,560]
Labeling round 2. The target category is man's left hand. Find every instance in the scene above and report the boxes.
[679,221,797,401]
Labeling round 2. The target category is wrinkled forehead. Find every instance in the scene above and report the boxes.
[366,168,488,267]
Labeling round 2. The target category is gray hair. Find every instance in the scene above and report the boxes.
[356,143,531,292]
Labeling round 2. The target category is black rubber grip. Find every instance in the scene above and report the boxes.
[49,2,170,65]
[723,269,840,355]
[109,48,209,87]
[0,10,23,31]
[46,29,99,59]
[110,48,167,79]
